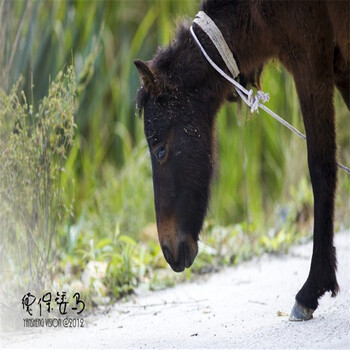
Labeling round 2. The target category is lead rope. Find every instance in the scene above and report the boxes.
[190,12,350,175]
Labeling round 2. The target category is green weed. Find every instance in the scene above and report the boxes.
[0,66,76,330]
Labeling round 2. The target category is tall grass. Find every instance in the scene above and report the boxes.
[0,66,76,330]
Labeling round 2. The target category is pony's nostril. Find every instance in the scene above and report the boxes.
[162,245,174,265]
[179,241,191,268]
[161,239,198,272]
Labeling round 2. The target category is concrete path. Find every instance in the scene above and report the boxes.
[1,230,349,349]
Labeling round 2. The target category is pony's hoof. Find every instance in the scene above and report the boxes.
[289,301,314,321]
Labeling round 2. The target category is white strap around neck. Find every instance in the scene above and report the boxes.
[193,11,240,78]
[191,11,269,113]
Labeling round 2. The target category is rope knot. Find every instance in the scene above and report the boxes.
[249,90,270,113]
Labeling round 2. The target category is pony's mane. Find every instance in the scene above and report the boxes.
[135,20,194,116]
[136,19,262,116]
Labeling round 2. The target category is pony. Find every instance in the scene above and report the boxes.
[134,0,349,320]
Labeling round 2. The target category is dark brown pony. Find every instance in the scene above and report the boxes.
[134,0,349,320]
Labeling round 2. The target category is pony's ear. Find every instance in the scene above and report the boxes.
[134,60,159,96]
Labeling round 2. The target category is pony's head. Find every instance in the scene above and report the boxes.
[135,19,261,271]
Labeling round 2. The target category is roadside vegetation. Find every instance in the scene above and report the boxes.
[1,0,349,329]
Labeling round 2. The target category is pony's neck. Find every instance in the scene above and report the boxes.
[200,0,273,80]
[151,1,273,122]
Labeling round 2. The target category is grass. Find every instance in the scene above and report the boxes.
[0,66,76,330]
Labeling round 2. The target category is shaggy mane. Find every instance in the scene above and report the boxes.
[136,19,262,116]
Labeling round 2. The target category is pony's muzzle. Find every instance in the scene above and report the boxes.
[157,216,199,272]
[161,237,198,273]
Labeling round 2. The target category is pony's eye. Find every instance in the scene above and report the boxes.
[156,146,167,162]
[152,136,159,145]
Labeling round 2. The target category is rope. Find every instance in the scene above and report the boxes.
[190,19,350,175]
[193,11,240,78]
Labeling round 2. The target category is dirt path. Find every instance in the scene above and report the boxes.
[2,230,349,349]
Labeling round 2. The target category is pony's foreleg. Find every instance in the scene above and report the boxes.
[285,48,339,321]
